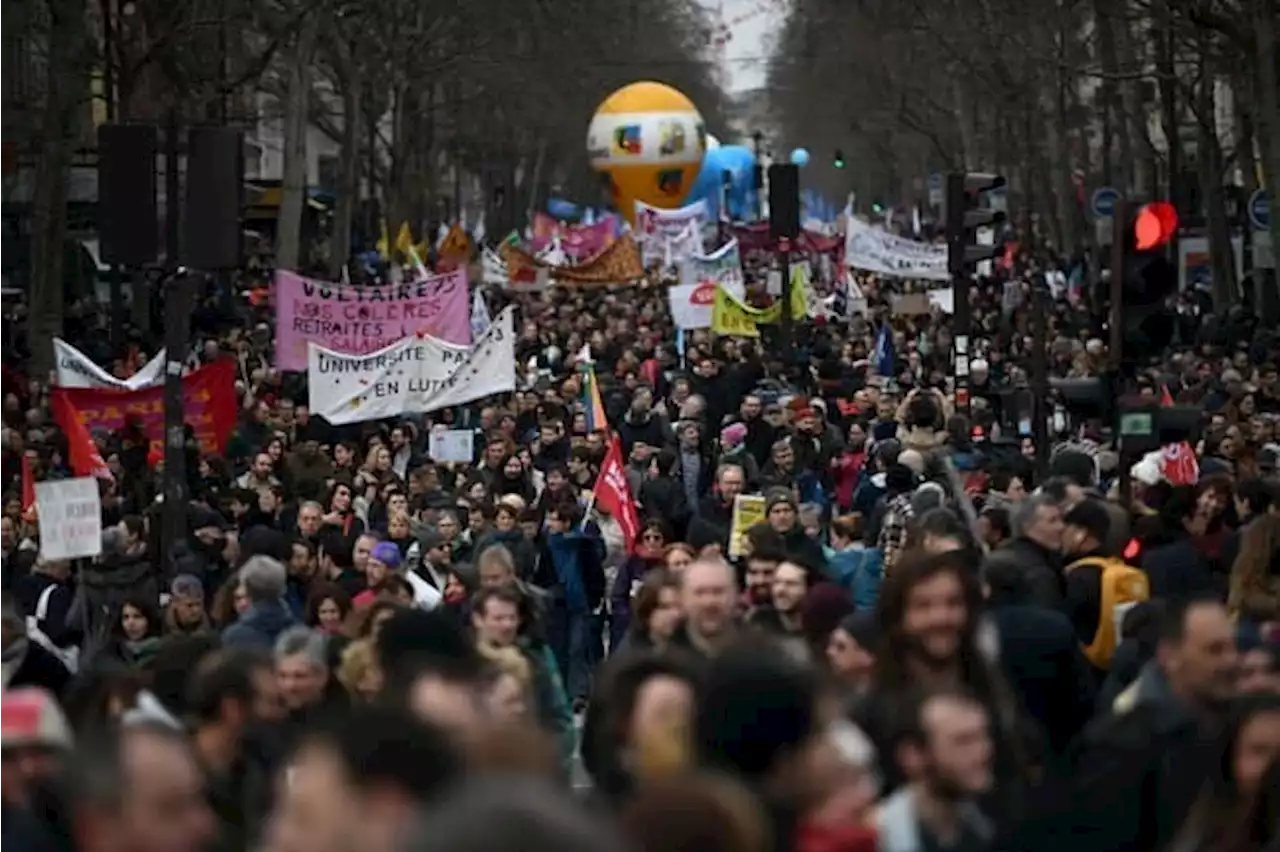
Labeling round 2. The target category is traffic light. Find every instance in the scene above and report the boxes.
[871,202,884,215]
[1119,201,1178,363]
[945,172,1006,279]
[833,149,845,169]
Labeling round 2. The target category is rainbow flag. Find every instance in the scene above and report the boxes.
[582,363,608,433]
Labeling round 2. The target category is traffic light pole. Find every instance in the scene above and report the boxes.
[945,173,972,418]
[1109,199,1127,371]
[1109,198,1131,507]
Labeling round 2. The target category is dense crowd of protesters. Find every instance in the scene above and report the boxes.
[2,242,1280,852]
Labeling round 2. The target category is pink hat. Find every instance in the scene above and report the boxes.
[720,423,748,446]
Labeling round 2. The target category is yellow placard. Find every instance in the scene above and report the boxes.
[728,494,767,558]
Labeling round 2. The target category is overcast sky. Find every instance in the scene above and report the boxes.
[715,0,786,93]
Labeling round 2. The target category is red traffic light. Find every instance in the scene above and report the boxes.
[1134,202,1177,250]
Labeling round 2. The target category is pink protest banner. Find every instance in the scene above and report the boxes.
[274,269,471,371]
[528,216,618,260]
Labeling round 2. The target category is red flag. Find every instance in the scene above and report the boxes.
[20,453,36,521]
[49,390,114,482]
[1158,385,1199,485]
[593,435,640,553]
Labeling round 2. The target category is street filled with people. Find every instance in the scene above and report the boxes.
[4,209,1280,852]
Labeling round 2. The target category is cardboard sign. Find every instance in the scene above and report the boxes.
[35,477,102,561]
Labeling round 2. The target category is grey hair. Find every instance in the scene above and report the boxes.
[1013,491,1060,536]
[239,555,286,604]
[273,626,328,670]
[299,500,323,514]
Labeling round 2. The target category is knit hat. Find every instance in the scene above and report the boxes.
[720,422,748,447]
[1,688,73,751]
[764,488,796,513]
[370,541,402,570]
[169,574,204,601]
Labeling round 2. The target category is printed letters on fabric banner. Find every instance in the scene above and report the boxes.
[50,360,238,456]
[274,268,472,371]
[53,338,165,390]
[308,307,517,426]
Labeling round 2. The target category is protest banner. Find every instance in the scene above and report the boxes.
[528,214,618,259]
[274,268,471,371]
[309,307,517,426]
[844,217,949,281]
[729,494,767,558]
[679,239,744,291]
[54,338,165,390]
[35,477,103,561]
[499,234,644,287]
[710,268,808,338]
[668,274,745,331]
[634,200,707,265]
[49,359,238,456]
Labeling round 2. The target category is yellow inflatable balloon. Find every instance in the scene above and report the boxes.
[586,81,706,223]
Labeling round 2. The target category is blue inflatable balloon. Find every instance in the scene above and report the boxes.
[683,144,757,221]
[546,197,580,220]
[790,148,810,167]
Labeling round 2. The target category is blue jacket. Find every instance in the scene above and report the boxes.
[222,601,297,650]
[539,528,606,613]
[824,544,883,610]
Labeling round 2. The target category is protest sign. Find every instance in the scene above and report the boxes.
[844,217,949,281]
[309,307,516,426]
[729,494,767,558]
[54,338,165,390]
[679,239,744,291]
[668,274,745,331]
[49,360,238,456]
[428,429,475,463]
[499,235,644,287]
[274,268,471,371]
[35,477,103,561]
[634,200,707,265]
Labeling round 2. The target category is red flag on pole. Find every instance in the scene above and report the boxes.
[1158,385,1199,485]
[49,391,114,483]
[593,434,640,553]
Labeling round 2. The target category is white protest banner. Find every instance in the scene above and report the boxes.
[634,199,708,266]
[54,339,165,390]
[429,429,475,463]
[844,217,949,281]
[308,307,516,426]
[668,275,746,330]
[679,239,744,291]
[35,477,103,561]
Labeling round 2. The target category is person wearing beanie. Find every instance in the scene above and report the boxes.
[717,422,760,488]
[763,488,828,576]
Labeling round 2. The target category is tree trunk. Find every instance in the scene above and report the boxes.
[29,0,84,377]
[275,13,317,273]
[1196,51,1237,307]
[1255,0,1280,283]
[328,71,361,280]
[1155,0,1181,267]
[1115,11,1156,199]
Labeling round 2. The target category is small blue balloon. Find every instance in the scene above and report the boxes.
[790,148,810,167]
[546,197,580,219]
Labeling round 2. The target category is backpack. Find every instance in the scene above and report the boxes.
[73,557,161,661]
[1066,556,1150,670]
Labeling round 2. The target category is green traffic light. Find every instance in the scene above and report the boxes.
[833,149,845,168]
[871,203,883,214]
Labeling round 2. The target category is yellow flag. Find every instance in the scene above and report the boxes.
[790,263,810,320]
[712,286,780,337]
[376,220,391,259]
[394,222,414,257]
[439,224,470,258]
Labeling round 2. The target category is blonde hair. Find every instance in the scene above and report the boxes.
[336,638,380,695]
